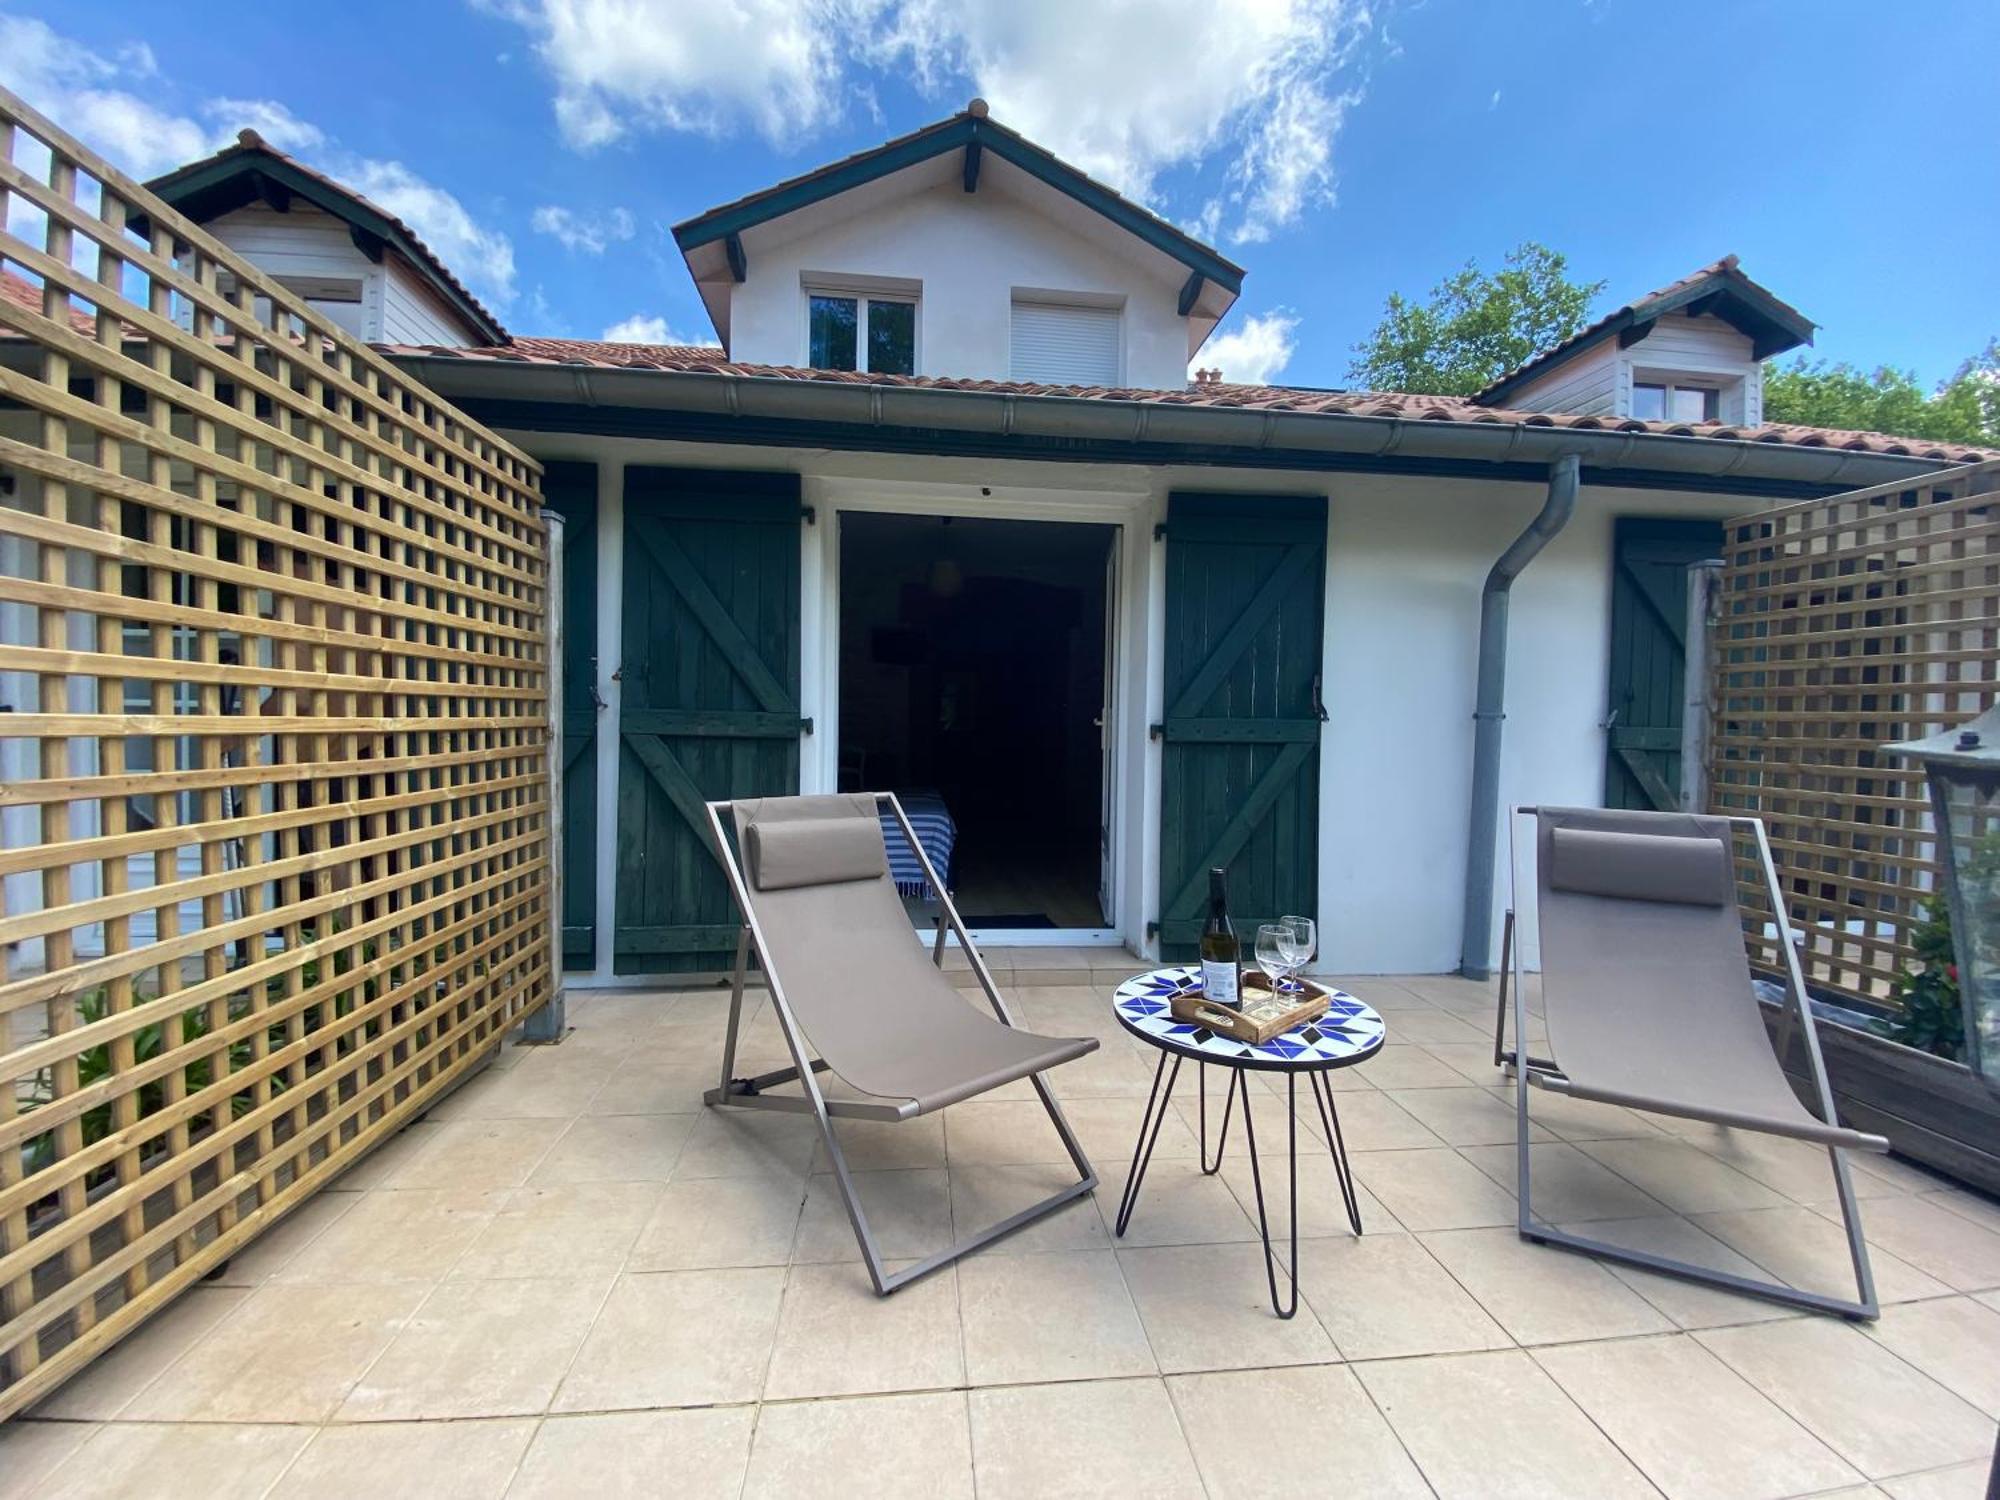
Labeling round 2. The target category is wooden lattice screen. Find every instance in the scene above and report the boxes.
[1711,457,2000,1007]
[0,88,551,1418]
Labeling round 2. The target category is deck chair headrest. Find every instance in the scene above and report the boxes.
[744,814,887,892]
[1549,825,1732,907]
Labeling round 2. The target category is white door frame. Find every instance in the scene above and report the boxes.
[804,476,1151,948]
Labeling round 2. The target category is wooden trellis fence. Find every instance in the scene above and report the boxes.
[1711,457,2000,1008]
[0,87,551,1418]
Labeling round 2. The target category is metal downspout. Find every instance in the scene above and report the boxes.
[1457,453,1581,980]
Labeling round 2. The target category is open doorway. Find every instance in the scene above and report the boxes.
[838,512,1116,932]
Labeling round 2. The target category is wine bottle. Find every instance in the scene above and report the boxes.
[1199,867,1241,1009]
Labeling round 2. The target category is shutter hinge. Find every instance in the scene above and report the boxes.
[1153,522,1168,541]
[1149,722,1165,740]
[800,717,814,736]
[801,506,816,525]
[1145,920,1160,939]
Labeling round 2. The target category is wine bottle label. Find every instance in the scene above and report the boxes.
[1199,959,1239,1008]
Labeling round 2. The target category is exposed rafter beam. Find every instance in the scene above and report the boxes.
[1617,319,1655,349]
[348,224,385,263]
[962,140,982,193]
[247,170,291,214]
[1178,271,1205,317]
[1683,292,1723,320]
[724,232,747,283]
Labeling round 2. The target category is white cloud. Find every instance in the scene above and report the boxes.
[0,16,516,306]
[489,0,1377,242]
[601,313,719,346]
[532,203,636,254]
[1193,310,1299,386]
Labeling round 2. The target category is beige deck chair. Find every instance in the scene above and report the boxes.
[1495,805,1889,1319]
[702,792,1099,1293]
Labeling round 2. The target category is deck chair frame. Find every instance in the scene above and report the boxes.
[1495,806,1881,1320]
[700,792,1098,1295]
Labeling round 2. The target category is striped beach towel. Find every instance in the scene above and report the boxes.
[881,792,956,900]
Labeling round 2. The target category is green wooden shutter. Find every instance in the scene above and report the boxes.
[1157,493,1327,956]
[1605,517,1722,811]
[615,468,805,974]
[543,461,599,971]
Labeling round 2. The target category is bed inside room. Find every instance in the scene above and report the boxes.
[837,512,1115,932]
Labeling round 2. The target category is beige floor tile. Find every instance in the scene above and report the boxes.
[270,1417,537,1499]
[1351,1148,1519,1231]
[1697,1318,1996,1478]
[0,1420,95,1500]
[204,1189,361,1287]
[1578,1137,1791,1215]
[1880,1462,1997,1499]
[526,1112,696,1185]
[1695,1205,1953,1305]
[334,1120,444,1189]
[1425,1042,1513,1088]
[673,1108,822,1180]
[379,1119,561,1191]
[508,1408,756,1499]
[1103,1156,1257,1247]
[30,1422,313,1500]
[1042,1038,1158,1098]
[959,1248,1155,1385]
[810,1112,947,1171]
[945,1095,1182,1166]
[339,1276,607,1420]
[1846,1194,2000,1292]
[1172,1365,1430,1497]
[1217,1146,1400,1238]
[948,1163,1108,1253]
[586,1060,722,1115]
[554,1267,785,1411]
[1350,1044,1468,1091]
[762,1259,963,1399]
[1861,1296,2000,1419]
[790,1168,952,1263]
[1358,1348,1660,1499]
[625,1175,806,1271]
[1503,1084,1664,1141]
[1380,1010,1491,1048]
[1421,1225,1674,1344]
[124,1282,423,1423]
[274,1187,507,1284]
[451,1181,662,1279]
[1534,1332,1860,1500]
[31,1286,249,1419]
[430,1053,609,1120]
[1464,1141,1668,1222]
[1388,1086,1554,1146]
[1676,1129,1905,1206]
[969,1377,1205,1500]
[1117,1243,1337,1373]
[1301,1088,1444,1150]
[744,1390,974,1499]
[1293,1232,1510,1360]
[1556,1214,1802,1329]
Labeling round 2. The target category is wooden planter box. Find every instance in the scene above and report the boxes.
[1760,999,2000,1197]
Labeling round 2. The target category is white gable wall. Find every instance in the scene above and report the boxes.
[726,180,1191,388]
[1620,313,1764,425]
[380,256,479,346]
[1499,340,1619,416]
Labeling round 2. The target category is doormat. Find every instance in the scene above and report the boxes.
[961,913,1057,929]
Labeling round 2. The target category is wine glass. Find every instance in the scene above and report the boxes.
[1253,925,1289,1003]
[1279,915,1316,990]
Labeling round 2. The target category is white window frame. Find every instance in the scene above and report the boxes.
[1631,373,1728,423]
[801,277,921,375]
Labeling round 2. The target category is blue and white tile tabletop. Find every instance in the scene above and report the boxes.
[1111,966,1386,1071]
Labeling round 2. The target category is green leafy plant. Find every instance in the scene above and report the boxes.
[1877,901,1965,1061]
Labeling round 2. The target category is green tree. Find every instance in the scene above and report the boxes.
[1763,341,1999,446]
[1348,242,1605,397]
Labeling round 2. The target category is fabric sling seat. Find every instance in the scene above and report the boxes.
[1497,804,1888,1319]
[703,792,1099,1293]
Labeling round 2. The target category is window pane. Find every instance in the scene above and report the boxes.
[1632,383,1666,421]
[867,299,916,375]
[1669,385,1713,422]
[808,295,858,370]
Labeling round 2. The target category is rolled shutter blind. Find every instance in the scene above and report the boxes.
[1010,300,1122,385]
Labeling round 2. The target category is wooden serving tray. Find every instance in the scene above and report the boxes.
[1169,973,1332,1045]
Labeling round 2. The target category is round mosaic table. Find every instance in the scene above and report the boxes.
[1109,965,1386,1318]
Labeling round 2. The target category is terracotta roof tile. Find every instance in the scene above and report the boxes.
[380,335,1995,463]
[1,268,108,336]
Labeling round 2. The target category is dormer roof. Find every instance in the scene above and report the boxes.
[671,103,1243,351]
[142,132,509,345]
[1472,255,1815,407]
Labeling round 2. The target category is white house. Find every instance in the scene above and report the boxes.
[76,102,1987,986]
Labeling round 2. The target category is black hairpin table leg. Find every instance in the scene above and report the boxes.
[1197,1061,1235,1175]
[1309,1069,1364,1235]
[1235,1069,1300,1319]
[1115,1050,1182,1237]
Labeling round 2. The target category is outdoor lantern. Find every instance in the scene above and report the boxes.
[1883,703,2000,1089]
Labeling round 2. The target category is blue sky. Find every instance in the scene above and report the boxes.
[8,0,1996,390]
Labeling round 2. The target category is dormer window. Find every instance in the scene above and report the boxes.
[807,286,917,375]
[1633,378,1722,423]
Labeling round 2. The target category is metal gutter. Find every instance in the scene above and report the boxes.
[1458,454,1580,980]
[384,356,1966,499]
